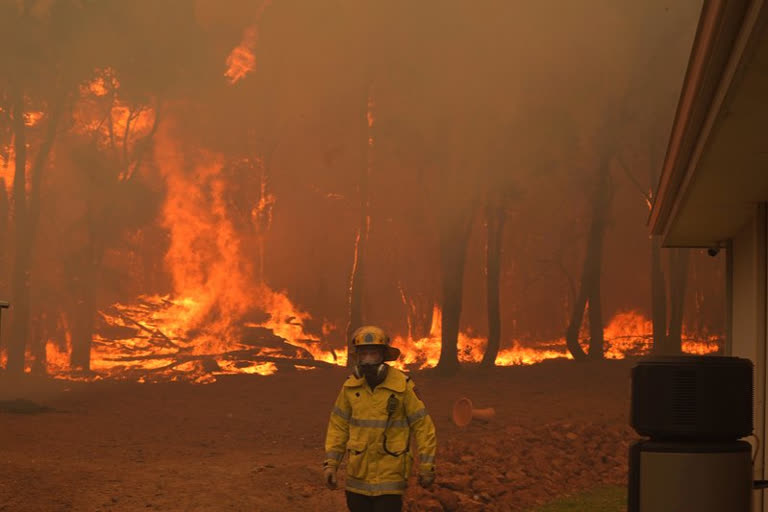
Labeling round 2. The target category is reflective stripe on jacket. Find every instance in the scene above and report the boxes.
[324,366,437,496]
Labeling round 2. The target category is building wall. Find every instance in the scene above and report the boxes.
[729,203,767,512]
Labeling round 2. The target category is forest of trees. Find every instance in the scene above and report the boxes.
[0,0,724,377]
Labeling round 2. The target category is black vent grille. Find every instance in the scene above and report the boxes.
[672,370,697,426]
[631,356,753,441]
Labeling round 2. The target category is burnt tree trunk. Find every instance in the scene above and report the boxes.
[399,285,434,340]
[586,168,610,359]
[650,236,668,354]
[7,88,29,374]
[72,102,161,372]
[481,194,506,368]
[7,90,62,374]
[71,278,97,371]
[436,206,475,374]
[70,233,101,371]
[0,182,8,292]
[411,293,434,339]
[346,83,372,365]
[565,159,612,361]
[665,248,690,354]
[565,276,589,360]
[27,311,48,374]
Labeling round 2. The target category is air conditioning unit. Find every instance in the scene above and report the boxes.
[631,356,753,440]
[628,356,755,512]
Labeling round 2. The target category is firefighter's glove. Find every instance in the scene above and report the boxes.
[323,466,338,490]
[418,470,435,489]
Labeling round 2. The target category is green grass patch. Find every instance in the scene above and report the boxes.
[531,485,626,512]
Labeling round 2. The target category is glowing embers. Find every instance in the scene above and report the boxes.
[24,111,44,127]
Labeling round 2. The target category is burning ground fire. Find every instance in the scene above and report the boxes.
[88,288,340,384]
[38,303,720,383]
[389,308,722,370]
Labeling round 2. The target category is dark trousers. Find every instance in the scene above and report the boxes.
[345,491,403,512]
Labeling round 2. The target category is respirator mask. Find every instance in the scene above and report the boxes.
[354,346,388,384]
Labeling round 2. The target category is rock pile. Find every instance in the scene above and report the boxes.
[403,420,637,511]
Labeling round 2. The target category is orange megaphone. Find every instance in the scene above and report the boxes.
[451,397,496,427]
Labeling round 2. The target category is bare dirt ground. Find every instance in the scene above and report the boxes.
[0,359,637,512]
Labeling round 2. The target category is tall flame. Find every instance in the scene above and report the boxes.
[225,26,258,84]
[85,130,340,382]
[224,1,273,84]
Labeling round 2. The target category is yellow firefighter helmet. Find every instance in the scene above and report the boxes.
[351,325,401,362]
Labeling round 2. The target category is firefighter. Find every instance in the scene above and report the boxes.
[323,325,437,512]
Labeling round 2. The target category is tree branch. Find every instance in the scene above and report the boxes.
[615,153,652,210]
[101,349,336,369]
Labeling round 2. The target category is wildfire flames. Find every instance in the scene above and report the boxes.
[25,132,721,383]
[0,17,723,386]
[389,308,721,370]
[64,130,343,383]
[12,120,723,383]
[225,26,258,84]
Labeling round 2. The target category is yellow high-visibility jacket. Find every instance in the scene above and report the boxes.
[324,366,437,496]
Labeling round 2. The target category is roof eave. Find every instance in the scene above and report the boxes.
[649,0,753,237]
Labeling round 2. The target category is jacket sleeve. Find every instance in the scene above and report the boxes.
[324,386,351,469]
[403,379,436,473]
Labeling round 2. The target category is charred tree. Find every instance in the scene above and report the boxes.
[71,100,161,372]
[587,166,611,359]
[410,293,434,339]
[7,91,61,374]
[616,20,698,356]
[0,180,8,291]
[662,248,690,354]
[70,226,101,372]
[70,272,98,371]
[345,83,373,365]
[398,282,434,341]
[565,280,589,360]
[650,235,668,354]
[565,158,612,361]
[7,88,29,374]
[481,193,506,368]
[646,139,674,355]
[623,145,691,356]
[436,205,475,374]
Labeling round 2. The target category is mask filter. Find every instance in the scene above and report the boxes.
[354,362,387,381]
[354,345,386,381]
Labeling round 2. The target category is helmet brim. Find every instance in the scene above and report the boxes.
[383,346,400,362]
